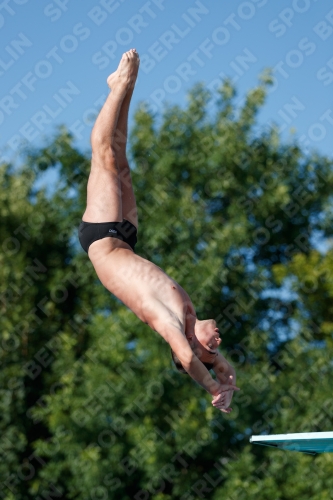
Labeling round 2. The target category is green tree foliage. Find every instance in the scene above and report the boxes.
[1,79,333,499]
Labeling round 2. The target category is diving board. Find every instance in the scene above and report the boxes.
[250,432,333,455]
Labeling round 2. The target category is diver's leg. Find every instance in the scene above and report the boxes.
[82,50,138,223]
[109,49,139,228]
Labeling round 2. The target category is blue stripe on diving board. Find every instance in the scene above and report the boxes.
[250,432,333,454]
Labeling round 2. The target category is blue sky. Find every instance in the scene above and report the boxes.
[1,0,332,160]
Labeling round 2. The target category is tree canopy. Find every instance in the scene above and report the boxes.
[1,78,333,499]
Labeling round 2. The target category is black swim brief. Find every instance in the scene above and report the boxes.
[78,219,137,253]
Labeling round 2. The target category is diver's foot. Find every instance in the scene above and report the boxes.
[107,49,139,93]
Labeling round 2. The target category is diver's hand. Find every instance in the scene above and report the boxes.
[211,376,239,413]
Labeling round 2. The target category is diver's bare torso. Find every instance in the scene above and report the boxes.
[88,237,194,336]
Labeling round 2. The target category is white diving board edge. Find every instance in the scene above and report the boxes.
[250,431,333,455]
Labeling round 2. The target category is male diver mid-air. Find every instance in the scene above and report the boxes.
[79,49,239,413]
